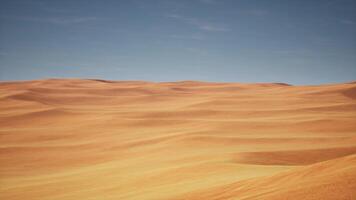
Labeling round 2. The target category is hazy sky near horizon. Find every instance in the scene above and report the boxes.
[0,0,355,84]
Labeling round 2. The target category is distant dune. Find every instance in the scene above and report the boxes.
[0,79,355,200]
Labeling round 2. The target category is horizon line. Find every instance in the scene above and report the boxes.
[1,77,355,87]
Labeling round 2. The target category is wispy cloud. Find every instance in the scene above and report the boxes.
[169,34,205,40]
[340,19,356,25]
[0,52,9,56]
[167,14,229,32]
[184,47,209,56]
[198,0,217,4]
[242,9,269,16]
[198,24,228,32]
[9,16,97,25]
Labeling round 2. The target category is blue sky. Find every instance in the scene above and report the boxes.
[0,0,355,84]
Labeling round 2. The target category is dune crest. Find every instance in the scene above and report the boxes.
[172,154,356,200]
[0,79,355,200]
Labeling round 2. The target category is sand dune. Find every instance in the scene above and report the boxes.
[172,154,356,200]
[0,79,355,200]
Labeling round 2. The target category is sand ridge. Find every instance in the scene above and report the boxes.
[0,79,356,199]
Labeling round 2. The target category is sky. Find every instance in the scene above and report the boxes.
[0,0,355,85]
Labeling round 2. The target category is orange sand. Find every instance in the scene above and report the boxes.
[0,79,355,200]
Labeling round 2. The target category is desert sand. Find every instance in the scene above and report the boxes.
[0,79,355,200]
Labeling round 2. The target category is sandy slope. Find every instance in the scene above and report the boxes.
[0,79,355,200]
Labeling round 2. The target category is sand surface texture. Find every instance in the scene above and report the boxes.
[1,79,356,200]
